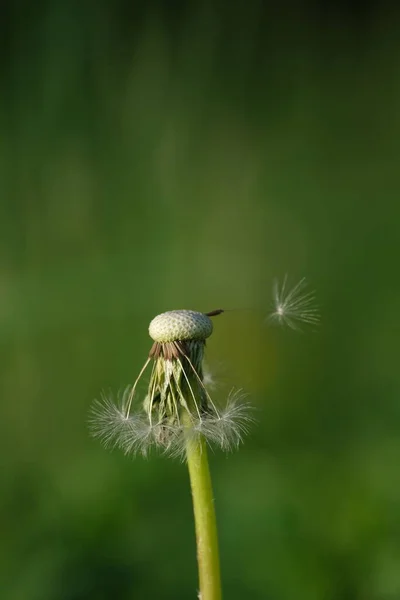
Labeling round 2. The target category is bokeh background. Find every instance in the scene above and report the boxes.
[1,1,400,598]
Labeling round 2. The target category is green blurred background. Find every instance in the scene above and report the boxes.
[1,2,400,598]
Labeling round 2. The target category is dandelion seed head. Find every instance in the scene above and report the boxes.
[268,275,320,331]
[149,310,213,343]
[90,308,253,459]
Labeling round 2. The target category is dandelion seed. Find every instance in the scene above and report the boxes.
[192,390,255,452]
[268,275,320,331]
[88,391,130,449]
[89,391,151,456]
[89,309,253,458]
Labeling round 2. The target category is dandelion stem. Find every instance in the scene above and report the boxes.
[185,417,222,600]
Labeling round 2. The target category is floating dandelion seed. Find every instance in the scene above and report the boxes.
[89,309,253,458]
[268,275,320,331]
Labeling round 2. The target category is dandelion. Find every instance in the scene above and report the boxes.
[90,309,252,458]
[89,308,254,600]
[268,275,320,331]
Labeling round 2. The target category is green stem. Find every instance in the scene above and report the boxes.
[185,431,222,600]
